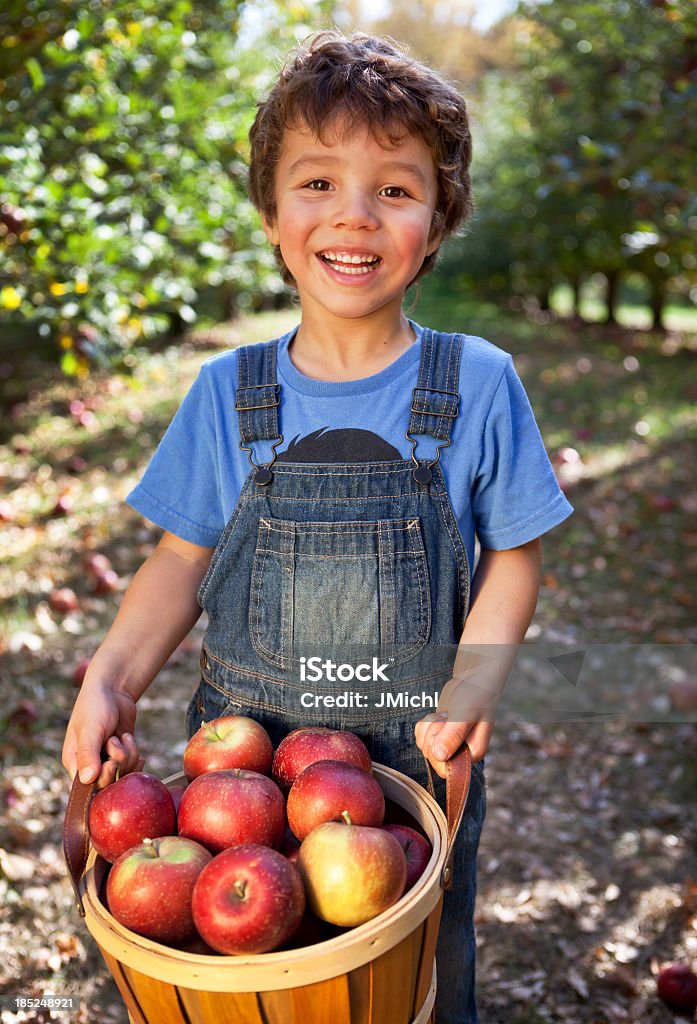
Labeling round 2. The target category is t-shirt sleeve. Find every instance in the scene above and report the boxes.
[126,366,225,546]
[472,356,573,549]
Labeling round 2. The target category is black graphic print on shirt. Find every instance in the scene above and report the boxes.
[277,428,401,463]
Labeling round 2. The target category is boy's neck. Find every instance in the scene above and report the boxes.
[289,311,417,382]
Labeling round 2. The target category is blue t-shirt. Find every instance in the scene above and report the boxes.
[127,323,572,569]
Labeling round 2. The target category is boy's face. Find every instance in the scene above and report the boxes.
[262,119,441,329]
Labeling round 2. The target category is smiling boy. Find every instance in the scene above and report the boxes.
[63,31,572,1024]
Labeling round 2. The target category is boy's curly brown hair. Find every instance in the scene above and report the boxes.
[248,30,473,286]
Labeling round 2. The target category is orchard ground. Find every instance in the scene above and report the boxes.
[0,298,695,1023]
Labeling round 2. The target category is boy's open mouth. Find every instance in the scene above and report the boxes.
[318,251,382,275]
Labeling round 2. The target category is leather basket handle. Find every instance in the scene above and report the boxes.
[424,743,472,891]
[63,773,96,917]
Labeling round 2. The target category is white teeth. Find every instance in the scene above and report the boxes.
[321,251,380,265]
[319,251,381,275]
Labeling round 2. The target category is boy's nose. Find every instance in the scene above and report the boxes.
[331,190,379,230]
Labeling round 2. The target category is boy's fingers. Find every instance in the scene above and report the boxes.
[104,733,141,778]
[428,720,471,763]
[95,759,119,790]
[414,712,447,752]
[76,744,101,785]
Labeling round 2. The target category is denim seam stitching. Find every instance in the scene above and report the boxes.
[249,523,288,670]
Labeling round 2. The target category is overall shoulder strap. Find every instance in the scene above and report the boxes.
[234,340,281,445]
[405,330,462,484]
[407,329,462,442]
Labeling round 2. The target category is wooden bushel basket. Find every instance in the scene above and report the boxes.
[64,749,471,1024]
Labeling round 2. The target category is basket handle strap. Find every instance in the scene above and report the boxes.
[62,773,96,917]
[424,743,472,891]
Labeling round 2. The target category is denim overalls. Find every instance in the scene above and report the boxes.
[187,329,486,1024]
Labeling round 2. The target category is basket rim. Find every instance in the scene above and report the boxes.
[81,762,448,991]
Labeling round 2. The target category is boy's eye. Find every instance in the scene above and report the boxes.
[380,185,408,199]
[305,179,331,191]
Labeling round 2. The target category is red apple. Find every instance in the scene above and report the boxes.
[297,812,407,926]
[191,845,305,954]
[169,780,189,815]
[183,716,273,779]
[277,909,333,950]
[88,772,176,863]
[177,769,285,854]
[383,824,432,891]
[287,760,384,841]
[280,826,301,864]
[49,587,79,614]
[657,963,697,1015]
[106,836,212,945]
[92,569,120,594]
[272,727,372,790]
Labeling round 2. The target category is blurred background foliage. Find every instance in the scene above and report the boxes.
[0,0,332,374]
[1,0,695,375]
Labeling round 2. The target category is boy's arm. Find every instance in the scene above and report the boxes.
[415,538,542,775]
[62,531,213,788]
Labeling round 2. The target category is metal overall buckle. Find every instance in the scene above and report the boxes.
[406,385,460,484]
[235,383,283,486]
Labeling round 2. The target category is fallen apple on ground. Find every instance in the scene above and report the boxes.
[49,587,79,614]
[287,759,385,841]
[383,824,432,891]
[272,727,372,790]
[657,963,697,1015]
[191,844,305,954]
[297,811,407,926]
[177,769,286,854]
[106,836,212,945]
[88,772,176,863]
[184,715,274,779]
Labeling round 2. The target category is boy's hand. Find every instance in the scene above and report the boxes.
[414,664,502,777]
[62,677,144,790]
[415,710,493,778]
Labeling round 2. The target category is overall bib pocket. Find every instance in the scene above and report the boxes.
[249,516,432,670]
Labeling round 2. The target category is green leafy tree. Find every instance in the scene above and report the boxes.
[446,0,697,327]
[0,0,331,373]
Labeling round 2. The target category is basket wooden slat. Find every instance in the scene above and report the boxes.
[368,934,415,1024]
[412,897,443,1017]
[101,949,149,1024]
[179,988,269,1024]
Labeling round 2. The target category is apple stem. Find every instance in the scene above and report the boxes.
[341,810,352,826]
[203,722,220,741]
[142,838,158,858]
[233,880,247,900]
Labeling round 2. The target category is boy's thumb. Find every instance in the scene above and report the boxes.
[431,721,469,762]
[76,744,100,784]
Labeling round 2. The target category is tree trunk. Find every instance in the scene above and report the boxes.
[604,269,619,324]
[167,310,185,339]
[572,278,582,317]
[649,278,665,331]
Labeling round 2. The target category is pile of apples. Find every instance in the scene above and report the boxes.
[87,717,433,956]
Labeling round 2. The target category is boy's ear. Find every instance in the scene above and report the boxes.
[426,230,442,259]
[261,212,280,246]
[426,219,443,257]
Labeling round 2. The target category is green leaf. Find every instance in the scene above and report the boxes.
[25,57,45,90]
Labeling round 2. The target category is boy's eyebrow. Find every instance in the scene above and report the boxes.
[286,154,430,185]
